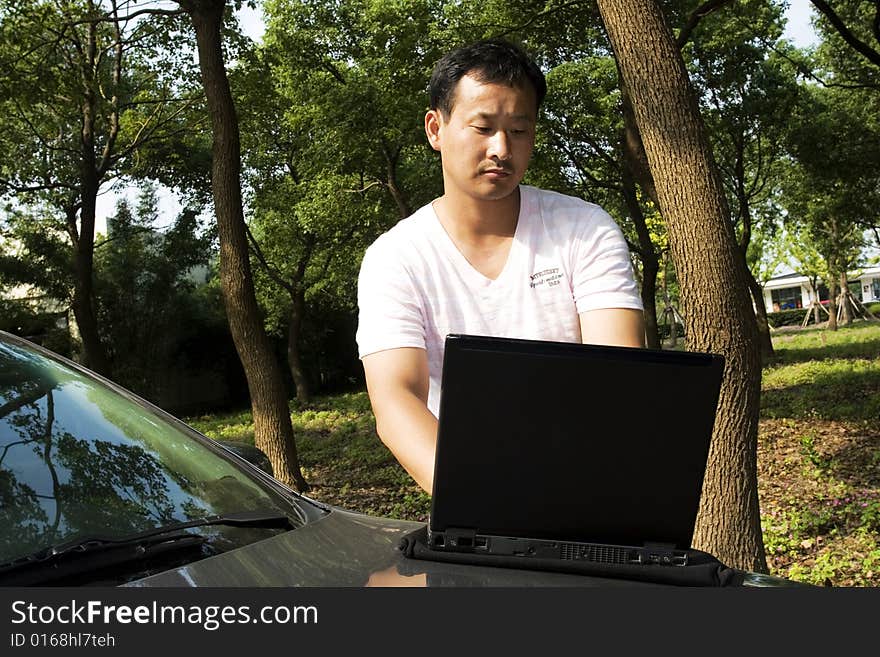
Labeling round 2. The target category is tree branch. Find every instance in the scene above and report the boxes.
[245,223,295,296]
[675,0,736,49]
[486,0,592,38]
[0,382,52,420]
[810,0,880,68]
[344,181,383,193]
[63,7,185,26]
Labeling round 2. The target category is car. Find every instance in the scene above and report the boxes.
[0,330,799,588]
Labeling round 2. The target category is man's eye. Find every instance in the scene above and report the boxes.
[472,126,491,133]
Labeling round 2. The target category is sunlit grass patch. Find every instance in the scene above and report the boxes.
[186,409,257,444]
[770,322,880,364]
[761,358,880,421]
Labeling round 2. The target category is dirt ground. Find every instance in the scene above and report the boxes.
[757,417,880,586]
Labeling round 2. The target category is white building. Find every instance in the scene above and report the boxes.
[762,266,880,312]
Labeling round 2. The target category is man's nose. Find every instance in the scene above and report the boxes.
[487,130,511,161]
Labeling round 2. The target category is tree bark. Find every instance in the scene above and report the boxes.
[68,13,111,376]
[826,277,839,331]
[620,166,661,348]
[69,199,110,376]
[838,272,852,325]
[287,287,311,405]
[746,272,775,362]
[618,71,660,208]
[181,0,308,491]
[733,139,775,362]
[597,0,767,572]
[382,142,412,219]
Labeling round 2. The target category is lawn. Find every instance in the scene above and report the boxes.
[757,321,880,586]
[187,320,880,586]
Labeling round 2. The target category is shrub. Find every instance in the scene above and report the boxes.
[767,308,808,328]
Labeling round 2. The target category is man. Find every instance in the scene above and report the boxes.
[356,39,644,494]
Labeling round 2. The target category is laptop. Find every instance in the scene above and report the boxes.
[427,334,725,568]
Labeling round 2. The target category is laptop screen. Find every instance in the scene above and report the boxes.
[430,334,724,549]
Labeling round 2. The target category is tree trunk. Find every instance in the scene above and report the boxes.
[183,0,307,491]
[838,272,852,325]
[733,142,774,363]
[287,287,311,405]
[70,178,110,376]
[826,278,839,331]
[70,17,111,376]
[383,146,412,219]
[597,0,767,572]
[70,223,111,376]
[621,166,661,348]
[746,270,775,363]
[618,68,660,208]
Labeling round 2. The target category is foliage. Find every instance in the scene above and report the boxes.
[230,0,455,394]
[0,0,205,370]
[781,83,880,294]
[811,0,880,89]
[687,1,793,246]
[93,186,222,407]
[766,308,810,328]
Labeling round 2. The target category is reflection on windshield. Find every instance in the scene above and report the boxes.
[0,341,296,565]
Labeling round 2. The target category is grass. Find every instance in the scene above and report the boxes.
[758,321,880,586]
[188,392,432,521]
[186,320,880,586]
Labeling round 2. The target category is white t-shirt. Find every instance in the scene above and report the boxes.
[356,185,643,416]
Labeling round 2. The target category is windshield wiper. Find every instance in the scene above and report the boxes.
[0,509,295,586]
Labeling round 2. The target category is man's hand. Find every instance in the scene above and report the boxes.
[362,347,438,494]
[579,307,645,347]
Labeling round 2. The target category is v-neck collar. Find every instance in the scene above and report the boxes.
[428,186,532,288]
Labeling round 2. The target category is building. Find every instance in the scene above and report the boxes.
[762,266,880,312]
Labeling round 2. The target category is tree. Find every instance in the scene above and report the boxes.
[686,3,799,361]
[174,0,307,491]
[782,80,879,329]
[781,224,832,325]
[596,0,767,571]
[93,186,215,403]
[0,0,200,374]
[809,0,880,86]
[235,0,446,399]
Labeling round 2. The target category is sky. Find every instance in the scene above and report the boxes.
[94,1,819,233]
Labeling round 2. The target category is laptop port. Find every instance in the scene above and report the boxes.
[474,536,488,549]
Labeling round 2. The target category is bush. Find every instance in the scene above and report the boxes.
[767,308,808,328]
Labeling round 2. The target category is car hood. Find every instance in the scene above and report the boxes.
[124,508,797,587]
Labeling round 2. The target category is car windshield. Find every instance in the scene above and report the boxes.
[0,335,317,570]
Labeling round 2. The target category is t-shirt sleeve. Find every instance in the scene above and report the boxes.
[571,206,644,314]
[355,237,426,359]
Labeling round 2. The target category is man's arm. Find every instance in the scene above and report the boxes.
[579,307,645,347]
[362,347,438,494]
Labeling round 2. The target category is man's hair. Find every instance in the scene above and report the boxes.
[429,38,546,117]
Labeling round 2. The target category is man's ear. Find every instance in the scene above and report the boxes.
[424,110,443,152]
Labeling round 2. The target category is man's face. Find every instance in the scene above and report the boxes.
[425,74,537,203]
